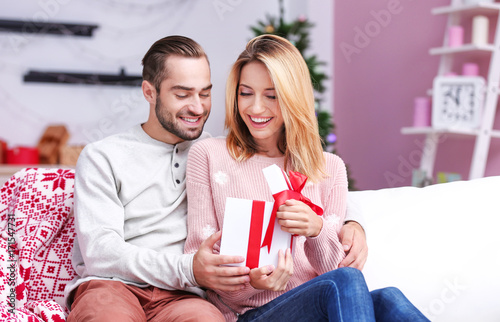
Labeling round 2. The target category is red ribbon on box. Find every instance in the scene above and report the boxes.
[246,200,266,269]
[261,170,323,253]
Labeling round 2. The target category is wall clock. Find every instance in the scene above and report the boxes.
[432,76,485,130]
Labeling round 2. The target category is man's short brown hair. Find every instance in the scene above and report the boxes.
[142,35,208,92]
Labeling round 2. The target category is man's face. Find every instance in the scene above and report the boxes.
[155,55,212,143]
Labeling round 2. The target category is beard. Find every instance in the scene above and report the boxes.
[155,96,209,141]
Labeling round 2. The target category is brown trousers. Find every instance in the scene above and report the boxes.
[67,280,224,322]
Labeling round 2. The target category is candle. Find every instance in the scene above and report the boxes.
[413,97,431,127]
[462,63,479,76]
[448,26,464,47]
[472,15,489,45]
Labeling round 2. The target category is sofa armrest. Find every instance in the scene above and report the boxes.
[348,176,500,322]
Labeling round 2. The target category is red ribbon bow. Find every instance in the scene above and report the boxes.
[261,170,324,252]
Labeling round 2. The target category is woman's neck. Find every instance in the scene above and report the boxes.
[255,145,283,158]
[254,136,284,158]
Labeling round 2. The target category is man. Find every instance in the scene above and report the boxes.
[65,35,367,321]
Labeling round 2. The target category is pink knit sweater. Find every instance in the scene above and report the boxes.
[184,138,347,321]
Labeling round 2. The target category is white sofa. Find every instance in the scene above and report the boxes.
[1,168,498,321]
[349,175,500,322]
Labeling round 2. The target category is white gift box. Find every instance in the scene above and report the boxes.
[219,164,295,269]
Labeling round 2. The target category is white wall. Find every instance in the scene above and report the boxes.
[288,0,334,114]
[0,0,333,149]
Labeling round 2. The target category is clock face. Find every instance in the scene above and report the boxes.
[441,83,476,122]
[432,76,485,130]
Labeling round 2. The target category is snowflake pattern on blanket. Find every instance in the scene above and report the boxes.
[0,168,76,321]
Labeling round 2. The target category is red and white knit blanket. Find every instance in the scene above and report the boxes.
[0,168,77,321]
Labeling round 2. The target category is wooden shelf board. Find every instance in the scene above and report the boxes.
[401,127,479,137]
[0,19,98,37]
[402,127,500,139]
[491,130,500,138]
[23,69,142,87]
[429,44,495,55]
[432,3,500,16]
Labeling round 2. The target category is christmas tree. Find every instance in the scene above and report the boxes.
[250,1,356,190]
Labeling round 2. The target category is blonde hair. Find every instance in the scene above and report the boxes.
[225,34,326,182]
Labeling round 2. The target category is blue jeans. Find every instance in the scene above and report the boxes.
[237,267,429,322]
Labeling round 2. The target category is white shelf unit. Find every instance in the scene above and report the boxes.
[401,0,500,181]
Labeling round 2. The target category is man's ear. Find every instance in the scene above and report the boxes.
[142,80,156,104]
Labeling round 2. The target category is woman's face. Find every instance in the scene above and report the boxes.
[237,61,284,154]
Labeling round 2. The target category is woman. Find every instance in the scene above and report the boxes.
[184,34,428,321]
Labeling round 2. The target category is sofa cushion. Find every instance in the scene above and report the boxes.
[348,176,500,322]
[0,168,76,321]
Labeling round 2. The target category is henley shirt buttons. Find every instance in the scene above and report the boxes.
[173,146,180,183]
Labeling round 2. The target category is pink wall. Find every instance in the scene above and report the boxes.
[334,0,500,190]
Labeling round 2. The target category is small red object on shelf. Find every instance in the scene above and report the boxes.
[0,140,7,163]
[6,146,39,165]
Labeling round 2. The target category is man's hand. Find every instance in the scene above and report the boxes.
[249,248,293,292]
[276,199,323,237]
[338,221,368,270]
[193,231,250,291]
